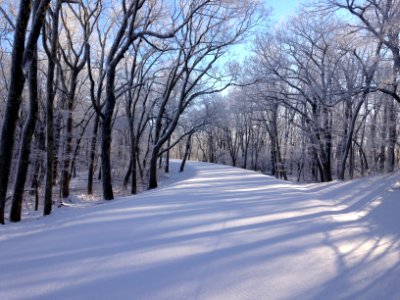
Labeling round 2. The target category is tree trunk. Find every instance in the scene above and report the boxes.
[101,69,116,200]
[70,112,93,181]
[379,104,387,173]
[61,108,73,198]
[130,138,138,194]
[349,140,354,179]
[101,116,114,199]
[44,0,61,216]
[321,107,332,182]
[338,99,364,180]
[131,150,138,194]
[0,0,51,222]
[0,0,32,224]
[180,134,192,172]
[9,35,39,222]
[165,137,171,174]
[387,99,396,172]
[148,147,160,189]
[60,71,80,199]
[87,114,99,194]
[123,159,132,188]
[275,141,287,180]
[270,137,277,176]
[30,122,46,191]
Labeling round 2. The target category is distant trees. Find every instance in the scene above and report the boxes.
[185,3,400,183]
[322,0,400,174]
[147,1,257,189]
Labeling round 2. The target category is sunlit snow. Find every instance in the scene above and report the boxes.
[0,161,399,300]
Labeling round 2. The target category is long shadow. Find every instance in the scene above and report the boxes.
[0,161,399,299]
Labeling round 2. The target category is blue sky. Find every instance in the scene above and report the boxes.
[220,0,302,65]
[266,0,300,21]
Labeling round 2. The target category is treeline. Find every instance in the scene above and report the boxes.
[186,1,400,183]
[0,0,260,223]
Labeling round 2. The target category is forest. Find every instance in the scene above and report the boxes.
[0,0,400,224]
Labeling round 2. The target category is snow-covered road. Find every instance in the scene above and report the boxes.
[1,161,399,300]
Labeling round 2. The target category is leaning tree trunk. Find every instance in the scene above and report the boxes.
[0,0,49,224]
[0,3,31,224]
[180,133,193,172]
[9,36,39,222]
[123,159,132,188]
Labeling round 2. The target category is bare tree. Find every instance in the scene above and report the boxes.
[148,0,258,189]
[57,0,100,200]
[0,0,51,224]
[9,0,41,222]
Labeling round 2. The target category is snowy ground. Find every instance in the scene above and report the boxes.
[0,161,399,300]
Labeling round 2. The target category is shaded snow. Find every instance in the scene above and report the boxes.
[0,161,399,300]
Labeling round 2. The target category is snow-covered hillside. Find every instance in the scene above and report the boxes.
[0,161,399,300]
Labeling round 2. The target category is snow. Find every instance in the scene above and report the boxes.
[0,161,399,300]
